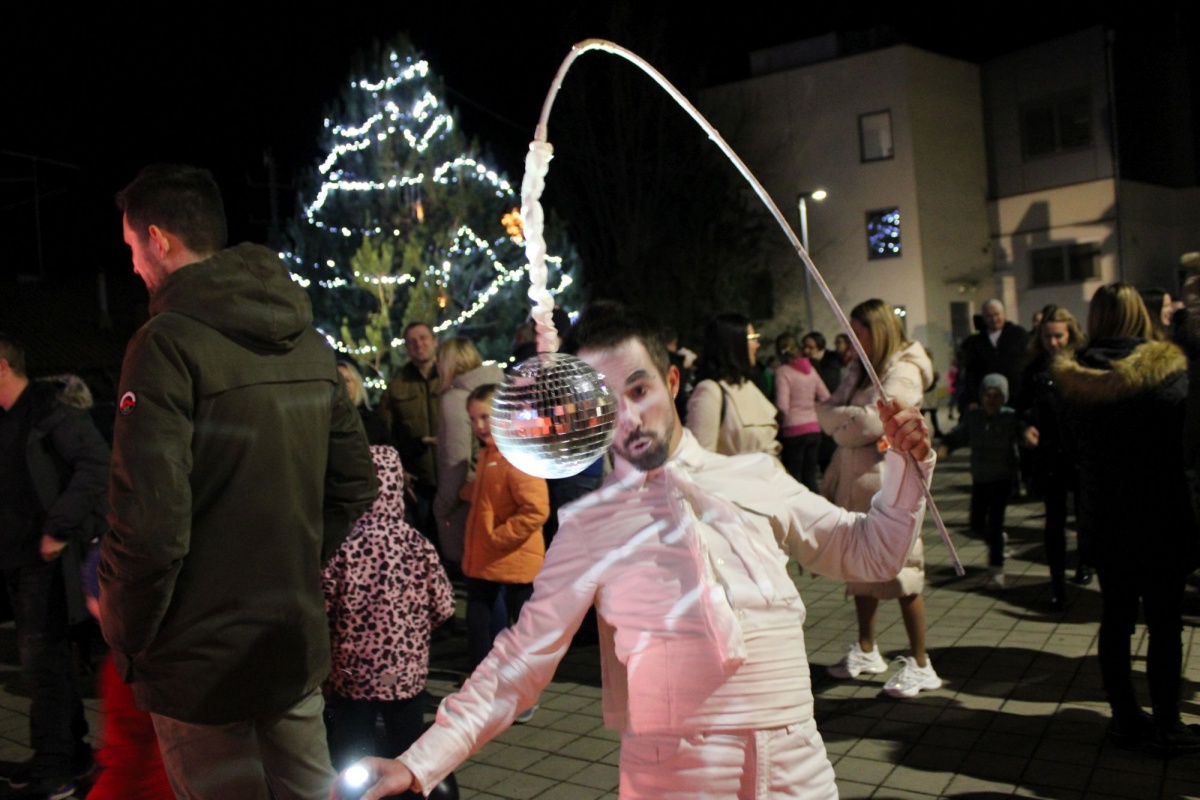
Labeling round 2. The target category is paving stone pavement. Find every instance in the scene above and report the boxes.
[0,439,1195,798]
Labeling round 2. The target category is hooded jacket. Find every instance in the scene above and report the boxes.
[100,243,378,724]
[1052,337,1199,572]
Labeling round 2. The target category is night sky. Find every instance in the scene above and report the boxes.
[1,4,1189,289]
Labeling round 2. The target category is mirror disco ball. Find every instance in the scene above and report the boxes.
[492,352,616,479]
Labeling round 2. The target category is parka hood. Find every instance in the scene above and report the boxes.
[451,362,505,393]
[150,243,312,353]
[1051,337,1186,405]
[888,341,935,391]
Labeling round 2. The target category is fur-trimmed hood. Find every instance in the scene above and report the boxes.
[1051,337,1186,405]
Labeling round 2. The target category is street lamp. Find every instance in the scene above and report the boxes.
[797,189,827,332]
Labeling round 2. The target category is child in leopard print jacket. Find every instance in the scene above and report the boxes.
[321,444,456,771]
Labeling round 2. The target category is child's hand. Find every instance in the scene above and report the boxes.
[1023,426,1040,448]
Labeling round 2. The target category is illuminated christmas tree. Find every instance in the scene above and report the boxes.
[284,36,579,387]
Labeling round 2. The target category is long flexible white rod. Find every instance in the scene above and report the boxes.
[526,38,962,575]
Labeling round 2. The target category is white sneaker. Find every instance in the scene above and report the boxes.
[827,642,889,679]
[883,656,943,698]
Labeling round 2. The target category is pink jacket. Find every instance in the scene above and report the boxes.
[775,357,831,436]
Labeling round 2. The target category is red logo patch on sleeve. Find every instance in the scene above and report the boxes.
[119,392,137,415]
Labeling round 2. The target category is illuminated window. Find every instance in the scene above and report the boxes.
[1030,242,1100,286]
[866,207,901,259]
[859,110,893,162]
[1020,90,1092,160]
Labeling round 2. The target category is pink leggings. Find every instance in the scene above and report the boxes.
[619,720,838,799]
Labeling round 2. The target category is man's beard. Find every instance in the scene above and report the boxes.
[619,418,675,472]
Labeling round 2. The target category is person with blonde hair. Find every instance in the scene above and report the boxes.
[433,336,504,568]
[819,298,940,698]
[1053,283,1199,753]
[337,360,391,446]
[1016,305,1088,609]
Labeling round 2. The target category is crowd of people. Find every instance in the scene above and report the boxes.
[0,161,1196,800]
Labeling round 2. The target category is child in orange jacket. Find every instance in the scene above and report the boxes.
[461,384,549,686]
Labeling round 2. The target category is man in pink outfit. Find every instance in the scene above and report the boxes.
[339,303,934,800]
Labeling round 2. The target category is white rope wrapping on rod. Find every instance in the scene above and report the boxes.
[521,38,962,575]
[521,140,559,354]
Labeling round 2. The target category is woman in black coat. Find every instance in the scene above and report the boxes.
[1016,305,1087,609]
[1052,283,1200,754]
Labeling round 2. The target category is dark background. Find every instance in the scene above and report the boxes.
[1,3,1194,371]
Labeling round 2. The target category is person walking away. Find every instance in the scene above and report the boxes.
[100,164,378,799]
[773,333,829,492]
[322,445,455,773]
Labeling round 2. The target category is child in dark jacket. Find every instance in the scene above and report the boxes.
[937,373,1033,589]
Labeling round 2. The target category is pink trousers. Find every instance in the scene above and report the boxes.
[619,720,838,799]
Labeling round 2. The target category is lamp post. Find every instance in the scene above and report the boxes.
[797,189,827,332]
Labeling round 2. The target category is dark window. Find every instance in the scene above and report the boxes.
[866,207,901,259]
[1020,90,1093,159]
[1030,242,1100,286]
[859,110,893,162]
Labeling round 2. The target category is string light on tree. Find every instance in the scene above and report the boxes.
[284,35,581,384]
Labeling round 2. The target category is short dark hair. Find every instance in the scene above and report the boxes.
[563,301,671,381]
[802,331,826,351]
[696,313,753,386]
[0,332,26,377]
[116,164,227,254]
[404,321,434,338]
[467,383,498,406]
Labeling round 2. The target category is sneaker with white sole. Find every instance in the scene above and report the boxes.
[827,642,888,679]
[883,656,943,698]
[514,705,538,724]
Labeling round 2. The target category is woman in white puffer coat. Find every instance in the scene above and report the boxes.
[818,298,940,700]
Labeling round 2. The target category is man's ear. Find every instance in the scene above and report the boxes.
[147,224,171,258]
[667,364,680,399]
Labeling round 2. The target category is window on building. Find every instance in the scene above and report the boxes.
[1020,90,1093,160]
[1030,242,1100,286]
[865,207,901,259]
[859,110,893,162]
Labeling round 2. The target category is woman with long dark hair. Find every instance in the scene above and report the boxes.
[686,313,780,457]
[1053,283,1199,752]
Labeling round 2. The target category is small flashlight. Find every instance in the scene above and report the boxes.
[339,763,370,800]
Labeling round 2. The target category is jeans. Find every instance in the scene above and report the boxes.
[4,558,88,781]
[466,578,533,672]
